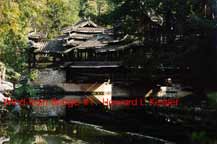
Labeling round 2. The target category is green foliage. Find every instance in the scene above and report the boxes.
[0,0,81,72]
[46,0,80,38]
[0,1,29,72]
[79,0,114,24]
[6,67,21,82]
[108,0,217,38]
[29,69,39,81]
[1,31,28,72]
[191,131,217,144]
[14,84,37,99]
[207,92,217,108]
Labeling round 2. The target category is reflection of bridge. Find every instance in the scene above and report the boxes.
[32,82,112,117]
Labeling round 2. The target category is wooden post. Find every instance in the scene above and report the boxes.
[28,50,31,72]
[33,53,37,68]
[2,66,5,80]
[0,66,2,83]
[78,50,80,60]
[0,62,6,83]
[85,50,88,61]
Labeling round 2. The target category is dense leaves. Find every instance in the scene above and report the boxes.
[109,0,217,37]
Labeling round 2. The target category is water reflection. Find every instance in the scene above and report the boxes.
[0,119,171,144]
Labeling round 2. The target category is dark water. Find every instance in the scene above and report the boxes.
[0,119,173,144]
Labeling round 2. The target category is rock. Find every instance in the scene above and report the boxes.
[0,80,14,91]
[0,137,10,144]
[0,93,11,102]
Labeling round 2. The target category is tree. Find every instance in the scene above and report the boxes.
[79,0,114,24]
[46,0,80,38]
[0,0,81,72]
[0,1,29,72]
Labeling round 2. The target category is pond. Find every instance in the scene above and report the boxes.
[0,119,173,144]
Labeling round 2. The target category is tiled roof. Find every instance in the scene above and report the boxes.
[95,41,142,53]
[29,19,129,53]
[62,19,101,34]
[30,39,64,53]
